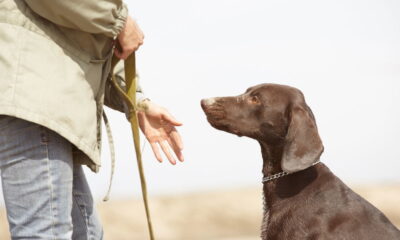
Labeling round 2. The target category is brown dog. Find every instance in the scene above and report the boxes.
[201,83,400,240]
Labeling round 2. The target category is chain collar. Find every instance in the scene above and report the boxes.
[262,161,321,183]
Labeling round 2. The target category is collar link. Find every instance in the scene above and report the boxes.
[262,161,321,183]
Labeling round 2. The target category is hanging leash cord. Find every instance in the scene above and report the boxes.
[107,52,155,240]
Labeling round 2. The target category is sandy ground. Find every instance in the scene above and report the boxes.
[0,185,399,240]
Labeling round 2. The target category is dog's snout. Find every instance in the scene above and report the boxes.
[201,98,217,110]
[203,98,217,105]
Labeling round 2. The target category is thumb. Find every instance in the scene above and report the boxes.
[114,48,123,59]
[162,112,182,126]
[114,48,128,60]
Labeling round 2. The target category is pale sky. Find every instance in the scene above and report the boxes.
[80,0,400,200]
[2,0,400,204]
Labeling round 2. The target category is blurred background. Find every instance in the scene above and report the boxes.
[1,0,400,239]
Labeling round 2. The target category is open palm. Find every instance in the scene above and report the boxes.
[138,101,184,165]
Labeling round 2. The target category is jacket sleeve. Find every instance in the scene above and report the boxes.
[24,0,128,37]
[104,61,146,113]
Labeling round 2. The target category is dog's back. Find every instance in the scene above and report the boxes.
[264,163,400,239]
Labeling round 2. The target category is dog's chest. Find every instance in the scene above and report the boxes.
[261,189,269,240]
[260,194,317,240]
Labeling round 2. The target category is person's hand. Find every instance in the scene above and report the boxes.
[138,101,184,165]
[114,16,144,59]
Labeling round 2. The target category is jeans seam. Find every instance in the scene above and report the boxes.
[73,193,89,239]
[40,125,50,144]
[43,135,56,240]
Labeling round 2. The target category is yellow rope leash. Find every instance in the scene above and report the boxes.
[110,53,155,240]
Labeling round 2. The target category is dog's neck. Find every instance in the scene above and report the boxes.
[259,141,284,177]
[259,141,287,206]
[260,141,321,198]
[259,141,321,239]
[259,141,284,239]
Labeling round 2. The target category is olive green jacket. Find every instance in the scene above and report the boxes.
[0,0,141,172]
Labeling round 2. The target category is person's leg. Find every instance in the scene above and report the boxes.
[71,164,103,240]
[0,115,74,239]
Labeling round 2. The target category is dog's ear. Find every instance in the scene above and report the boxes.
[281,105,324,173]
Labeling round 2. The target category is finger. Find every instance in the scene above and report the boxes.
[114,48,123,59]
[150,142,163,163]
[119,50,130,60]
[166,135,184,162]
[123,45,141,58]
[159,140,176,165]
[138,38,144,46]
[162,112,182,126]
[114,49,129,60]
[169,127,184,151]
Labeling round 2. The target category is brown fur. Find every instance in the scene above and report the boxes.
[201,83,400,239]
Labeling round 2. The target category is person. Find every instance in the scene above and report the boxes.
[0,0,184,239]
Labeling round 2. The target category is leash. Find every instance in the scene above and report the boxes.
[108,52,155,240]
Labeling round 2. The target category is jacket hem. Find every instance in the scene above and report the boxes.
[0,105,101,172]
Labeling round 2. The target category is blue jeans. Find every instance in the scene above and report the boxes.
[0,115,103,240]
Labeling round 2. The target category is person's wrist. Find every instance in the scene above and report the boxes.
[137,98,151,112]
[121,15,132,32]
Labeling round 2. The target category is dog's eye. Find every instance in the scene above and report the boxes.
[249,95,260,104]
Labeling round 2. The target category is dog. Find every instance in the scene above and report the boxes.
[201,83,400,239]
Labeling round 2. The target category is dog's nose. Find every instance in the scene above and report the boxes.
[202,98,216,106]
[201,98,217,110]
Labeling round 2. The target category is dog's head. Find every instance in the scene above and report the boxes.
[201,83,324,173]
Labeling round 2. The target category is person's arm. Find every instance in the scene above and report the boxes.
[24,0,127,37]
[25,1,144,59]
[104,63,184,164]
[104,61,145,113]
